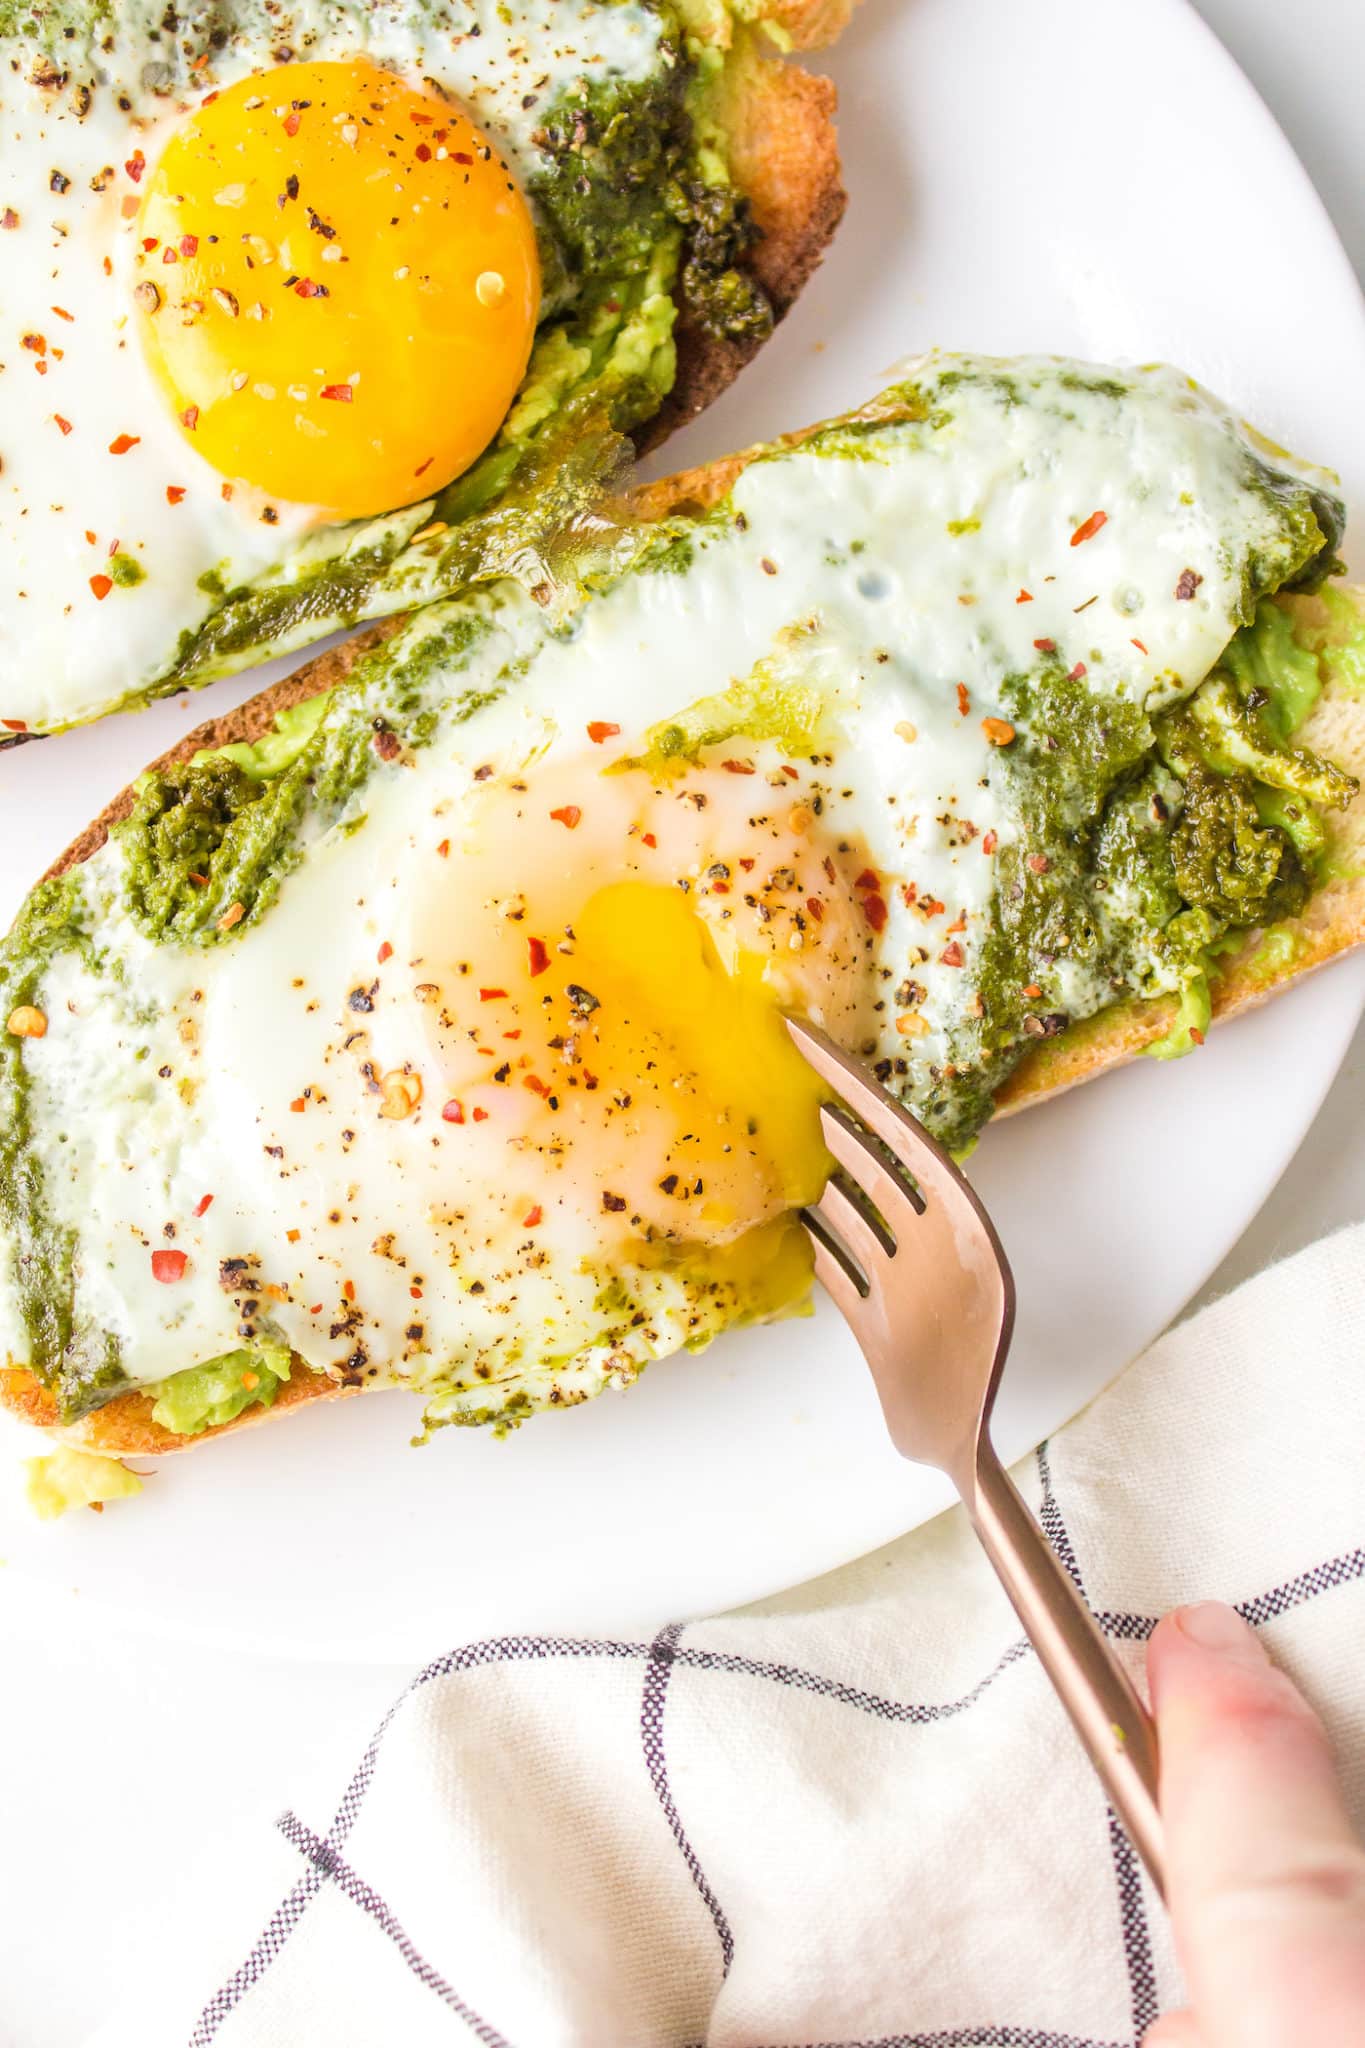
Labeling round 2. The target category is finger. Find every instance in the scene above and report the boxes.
[1141,2014,1203,2048]
[1149,1601,1365,2048]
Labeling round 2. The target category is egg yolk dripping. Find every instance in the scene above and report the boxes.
[134,61,540,516]
[398,746,880,1311]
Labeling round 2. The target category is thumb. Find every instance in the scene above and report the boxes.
[1148,1600,1365,2048]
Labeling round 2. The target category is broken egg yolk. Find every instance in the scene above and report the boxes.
[134,59,540,517]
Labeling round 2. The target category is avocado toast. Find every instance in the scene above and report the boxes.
[0,0,851,737]
[3,354,1363,1469]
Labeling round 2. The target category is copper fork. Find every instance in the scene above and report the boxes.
[787,1015,1166,1899]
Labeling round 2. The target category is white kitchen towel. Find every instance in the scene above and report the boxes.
[94,1222,1365,2048]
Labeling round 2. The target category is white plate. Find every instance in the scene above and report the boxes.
[1,0,1362,1661]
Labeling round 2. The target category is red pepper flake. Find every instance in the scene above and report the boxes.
[1033,637,1055,653]
[124,150,145,182]
[527,937,549,977]
[410,1285,423,1299]
[1070,509,1107,547]
[1,208,18,229]
[1027,853,1051,875]
[193,1193,214,1217]
[523,1205,542,1228]
[414,142,432,162]
[981,830,998,856]
[294,277,323,299]
[862,892,889,934]
[479,986,507,1002]
[549,805,581,829]
[805,897,825,922]
[524,1075,549,1096]
[320,382,353,402]
[945,912,967,934]
[587,721,620,744]
[309,1303,323,1315]
[1189,1025,1206,1047]
[216,902,245,931]
[162,246,178,264]
[854,868,879,891]
[901,882,918,907]
[921,896,945,918]
[151,1248,187,1284]
[284,110,301,137]
[108,432,140,455]
[179,234,198,257]
[287,1228,301,1243]
[503,1029,521,1040]
[89,573,112,600]
[377,941,393,964]
[166,484,186,504]
[1022,983,1042,1000]
[50,304,73,322]
[180,405,199,431]
[53,415,72,435]
[221,482,233,502]
[188,872,208,886]
[1131,637,1148,654]
[436,838,450,858]
[141,236,159,252]
[343,1279,355,1302]
[441,1099,465,1123]
[22,333,46,355]
[640,832,657,849]
[1016,589,1033,603]
[472,1106,489,1121]
[940,941,964,967]
[290,1097,306,1113]
[722,758,754,775]
[1068,662,1087,681]
[452,151,473,165]
[2,718,28,733]
[955,683,970,716]
[780,765,800,781]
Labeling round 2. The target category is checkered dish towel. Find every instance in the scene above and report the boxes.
[94,1223,1365,2048]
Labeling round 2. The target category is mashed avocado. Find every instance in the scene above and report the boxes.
[149,1345,291,1435]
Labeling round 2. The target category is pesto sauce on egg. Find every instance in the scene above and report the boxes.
[1,354,1358,1427]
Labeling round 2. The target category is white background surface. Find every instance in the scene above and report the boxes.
[3,2,1365,2040]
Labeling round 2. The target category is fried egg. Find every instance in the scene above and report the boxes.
[0,0,660,729]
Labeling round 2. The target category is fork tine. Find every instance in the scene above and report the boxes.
[809,1172,896,1280]
[820,1101,925,1226]
[786,1014,987,1217]
[801,1206,871,1306]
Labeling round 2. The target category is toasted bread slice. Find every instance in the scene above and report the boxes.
[6,440,1363,1459]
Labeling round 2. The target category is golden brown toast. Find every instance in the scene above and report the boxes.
[7,424,1364,1460]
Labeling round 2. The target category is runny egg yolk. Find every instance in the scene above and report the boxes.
[134,60,540,517]
[399,751,878,1311]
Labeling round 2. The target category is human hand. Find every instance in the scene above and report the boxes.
[1143,1600,1365,2047]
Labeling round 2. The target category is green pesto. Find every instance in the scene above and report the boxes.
[0,874,128,1420]
[119,608,501,948]
[915,591,1359,1151]
[108,553,146,589]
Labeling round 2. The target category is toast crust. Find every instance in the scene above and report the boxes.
[10,460,1364,1461]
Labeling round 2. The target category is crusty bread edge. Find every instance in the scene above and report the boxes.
[10,408,1365,1460]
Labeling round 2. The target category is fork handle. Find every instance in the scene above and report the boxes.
[965,1443,1167,1901]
